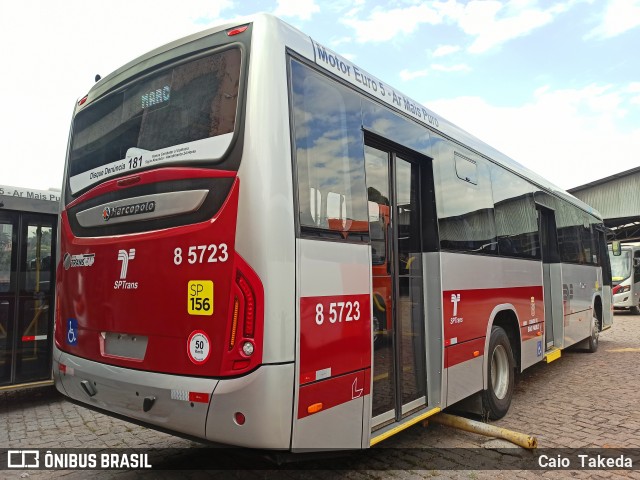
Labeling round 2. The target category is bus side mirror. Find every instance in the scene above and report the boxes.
[611,241,621,256]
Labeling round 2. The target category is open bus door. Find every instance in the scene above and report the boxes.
[0,210,57,388]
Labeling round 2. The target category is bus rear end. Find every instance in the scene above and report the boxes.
[54,21,293,447]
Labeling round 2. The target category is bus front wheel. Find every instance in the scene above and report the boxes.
[482,326,515,420]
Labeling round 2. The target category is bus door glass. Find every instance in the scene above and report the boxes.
[0,212,17,385]
[15,214,56,384]
[365,144,426,429]
[538,206,561,350]
[634,250,640,289]
[0,211,54,386]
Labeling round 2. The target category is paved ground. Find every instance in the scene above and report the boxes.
[2,313,640,479]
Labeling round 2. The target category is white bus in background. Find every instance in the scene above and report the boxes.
[609,242,640,314]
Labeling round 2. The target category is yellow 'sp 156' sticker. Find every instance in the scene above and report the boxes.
[188,280,213,316]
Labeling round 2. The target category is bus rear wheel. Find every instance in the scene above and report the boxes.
[482,326,515,420]
[372,313,381,345]
[584,315,600,353]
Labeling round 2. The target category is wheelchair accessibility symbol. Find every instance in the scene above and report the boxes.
[67,318,78,346]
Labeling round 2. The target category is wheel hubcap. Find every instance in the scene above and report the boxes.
[373,315,380,342]
[491,345,509,400]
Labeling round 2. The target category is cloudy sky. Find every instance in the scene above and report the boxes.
[1,0,639,191]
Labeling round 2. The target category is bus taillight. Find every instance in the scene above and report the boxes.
[237,273,255,337]
[227,25,248,36]
[229,297,239,350]
[222,255,264,374]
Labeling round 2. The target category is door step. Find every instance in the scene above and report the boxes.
[544,348,561,363]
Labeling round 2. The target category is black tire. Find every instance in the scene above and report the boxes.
[372,312,381,345]
[372,294,386,346]
[584,315,600,353]
[631,305,640,315]
[482,326,515,420]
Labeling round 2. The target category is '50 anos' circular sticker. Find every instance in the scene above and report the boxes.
[187,330,211,365]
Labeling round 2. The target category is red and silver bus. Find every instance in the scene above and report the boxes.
[54,14,613,450]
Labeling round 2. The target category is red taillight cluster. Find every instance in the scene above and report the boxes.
[221,256,264,376]
[237,274,255,337]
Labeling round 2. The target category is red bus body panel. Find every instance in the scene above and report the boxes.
[55,168,263,377]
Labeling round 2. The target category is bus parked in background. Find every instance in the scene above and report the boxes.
[609,242,640,314]
[0,185,59,390]
[54,14,612,450]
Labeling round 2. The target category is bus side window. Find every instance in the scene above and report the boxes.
[289,58,368,240]
[491,165,539,259]
[634,251,640,283]
[434,143,497,254]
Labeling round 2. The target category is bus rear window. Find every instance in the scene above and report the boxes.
[68,48,241,193]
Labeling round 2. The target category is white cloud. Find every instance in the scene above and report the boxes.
[273,0,320,21]
[629,83,640,106]
[401,63,471,81]
[400,69,429,81]
[586,0,640,39]
[456,0,572,53]
[330,36,354,47]
[431,63,472,73]
[0,0,236,190]
[339,1,572,52]
[433,44,461,57]
[426,83,640,189]
[341,4,444,43]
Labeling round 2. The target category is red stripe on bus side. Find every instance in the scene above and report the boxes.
[443,285,544,343]
[444,337,485,368]
[443,285,544,368]
[298,369,370,419]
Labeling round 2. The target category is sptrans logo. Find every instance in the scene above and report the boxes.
[114,249,138,290]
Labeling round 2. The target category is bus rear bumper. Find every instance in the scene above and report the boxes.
[54,345,218,439]
[53,345,294,448]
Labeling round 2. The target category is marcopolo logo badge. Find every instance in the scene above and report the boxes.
[102,201,155,221]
